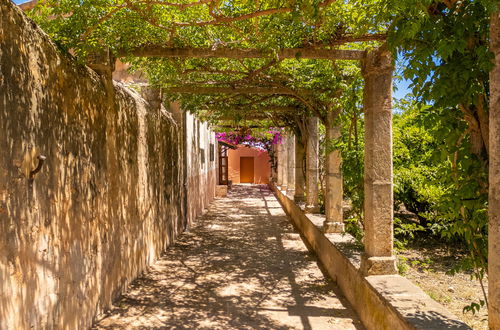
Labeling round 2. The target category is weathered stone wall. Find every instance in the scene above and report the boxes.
[0,1,187,328]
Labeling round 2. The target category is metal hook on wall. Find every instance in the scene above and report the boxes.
[29,155,47,182]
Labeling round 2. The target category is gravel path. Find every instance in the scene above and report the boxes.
[93,184,363,329]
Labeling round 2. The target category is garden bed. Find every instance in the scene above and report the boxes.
[397,238,488,329]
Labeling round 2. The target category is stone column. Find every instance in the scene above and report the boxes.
[271,144,277,182]
[141,86,163,115]
[294,136,306,203]
[360,46,397,275]
[489,11,500,330]
[87,48,115,82]
[324,111,344,233]
[281,136,288,191]
[276,142,283,187]
[286,135,296,197]
[305,117,320,213]
[168,101,184,125]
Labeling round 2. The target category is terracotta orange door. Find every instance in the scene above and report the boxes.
[240,157,254,183]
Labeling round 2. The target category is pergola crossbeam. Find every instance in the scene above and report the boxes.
[215,125,273,128]
[119,47,366,61]
[204,106,299,112]
[166,86,302,95]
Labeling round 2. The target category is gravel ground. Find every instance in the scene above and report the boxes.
[398,241,488,329]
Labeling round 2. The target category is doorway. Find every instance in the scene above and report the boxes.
[240,157,254,183]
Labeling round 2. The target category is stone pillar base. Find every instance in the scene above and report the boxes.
[323,221,345,233]
[286,189,295,198]
[360,254,397,276]
[304,205,320,213]
[280,184,288,192]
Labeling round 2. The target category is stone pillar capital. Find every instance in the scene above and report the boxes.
[87,48,116,76]
[361,46,394,78]
[141,86,163,114]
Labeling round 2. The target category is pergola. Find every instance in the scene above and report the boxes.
[24,1,500,327]
[118,38,500,330]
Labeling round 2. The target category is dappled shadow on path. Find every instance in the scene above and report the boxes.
[93,184,363,329]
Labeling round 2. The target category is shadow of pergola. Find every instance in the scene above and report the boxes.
[93,184,363,329]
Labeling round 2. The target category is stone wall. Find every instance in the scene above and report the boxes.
[185,112,217,225]
[0,1,191,328]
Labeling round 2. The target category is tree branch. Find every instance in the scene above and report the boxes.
[173,7,292,26]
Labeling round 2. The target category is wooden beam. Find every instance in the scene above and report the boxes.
[166,86,300,95]
[216,115,269,120]
[205,106,299,112]
[215,125,274,128]
[119,47,365,61]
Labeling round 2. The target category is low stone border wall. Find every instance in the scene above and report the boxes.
[271,183,470,330]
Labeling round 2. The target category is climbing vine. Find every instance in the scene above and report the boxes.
[215,128,283,152]
[386,0,497,308]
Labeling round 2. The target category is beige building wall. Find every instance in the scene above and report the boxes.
[184,110,217,226]
[228,146,271,184]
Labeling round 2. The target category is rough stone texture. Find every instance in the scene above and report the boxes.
[271,184,470,330]
[140,86,163,114]
[286,135,296,197]
[0,2,214,328]
[281,137,289,191]
[360,47,396,275]
[489,10,500,330]
[270,144,278,182]
[305,117,320,213]
[324,115,344,233]
[277,142,284,186]
[94,185,362,329]
[294,137,306,203]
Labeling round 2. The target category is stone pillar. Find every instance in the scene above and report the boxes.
[277,142,283,187]
[286,135,296,197]
[141,86,163,115]
[87,48,115,82]
[294,136,306,203]
[281,136,288,191]
[324,112,344,233]
[489,10,500,330]
[168,101,184,125]
[305,117,320,213]
[271,144,277,182]
[360,46,397,275]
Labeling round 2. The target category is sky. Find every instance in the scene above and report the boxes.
[394,78,412,100]
[12,0,413,99]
